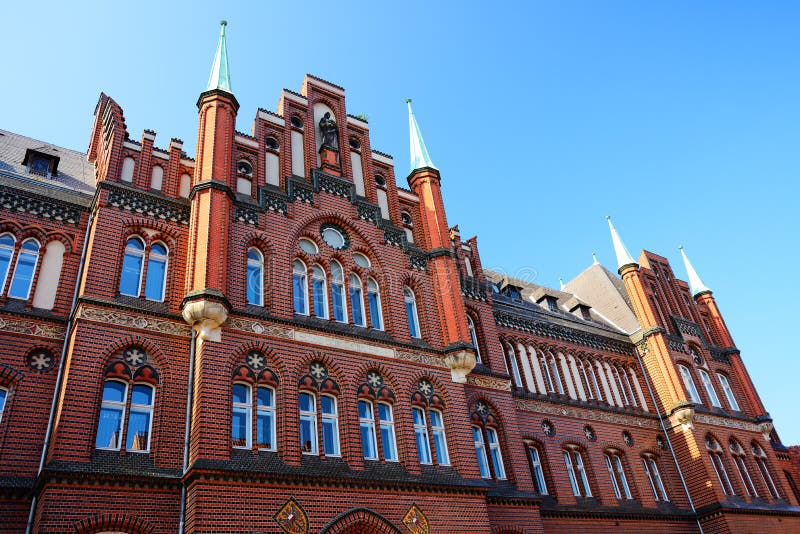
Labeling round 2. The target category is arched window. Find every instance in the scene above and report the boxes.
[612,366,630,406]
[95,381,154,452]
[411,379,449,466]
[706,436,735,496]
[330,260,347,323]
[642,454,668,501]
[730,439,758,497]
[0,386,8,424]
[144,242,168,301]
[292,260,308,315]
[547,353,564,395]
[582,357,603,401]
[0,233,16,293]
[256,386,276,450]
[298,387,340,457]
[604,450,633,499]
[717,373,740,411]
[505,344,523,388]
[470,402,506,479]
[349,274,365,326]
[752,442,781,499]
[678,364,702,404]
[468,317,482,364]
[527,444,549,494]
[311,265,328,318]
[119,237,145,297]
[32,240,66,310]
[698,369,721,407]
[366,278,383,330]
[404,287,421,338]
[299,238,318,255]
[232,383,252,448]
[150,165,163,191]
[358,398,398,462]
[413,407,431,464]
[564,447,592,497]
[430,409,449,465]
[8,239,40,300]
[246,248,264,306]
[178,173,191,198]
[120,156,135,182]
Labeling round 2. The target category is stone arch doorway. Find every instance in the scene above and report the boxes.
[320,508,402,534]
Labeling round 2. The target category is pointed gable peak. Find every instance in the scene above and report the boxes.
[406,99,437,173]
[679,245,711,297]
[606,216,637,271]
[206,20,232,94]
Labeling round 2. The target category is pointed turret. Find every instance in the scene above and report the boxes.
[206,20,232,94]
[406,99,437,173]
[606,216,637,272]
[679,246,711,297]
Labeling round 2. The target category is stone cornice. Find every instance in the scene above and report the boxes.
[515,398,659,429]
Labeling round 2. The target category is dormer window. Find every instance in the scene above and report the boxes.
[23,149,59,178]
[502,285,522,300]
[545,296,558,312]
[574,304,592,320]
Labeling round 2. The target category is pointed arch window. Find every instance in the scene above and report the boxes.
[330,260,347,322]
[470,402,506,479]
[0,234,15,294]
[547,353,564,394]
[583,357,603,401]
[505,344,523,388]
[8,238,40,300]
[730,440,758,497]
[706,436,735,495]
[642,454,669,501]
[367,278,383,330]
[752,442,781,499]
[678,364,702,404]
[717,373,740,411]
[299,391,318,454]
[404,287,421,338]
[527,444,549,494]
[473,426,490,478]
[564,448,592,497]
[359,400,378,460]
[468,316,482,364]
[604,451,633,499]
[698,369,721,407]
[143,242,168,301]
[612,366,630,406]
[119,237,145,297]
[349,274,365,326]
[411,380,448,466]
[378,402,398,461]
[292,260,309,315]
[320,394,340,456]
[430,409,449,465]
[413,407,432,464]
[247,248,264,306]
[311,264,328,318]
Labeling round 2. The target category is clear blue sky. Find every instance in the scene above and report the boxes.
[3,1,799,443]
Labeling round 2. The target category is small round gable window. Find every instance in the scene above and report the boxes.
[237,160,253,176]
[321,225,347,250]
[265,136,279,150]
[291,116,304,129]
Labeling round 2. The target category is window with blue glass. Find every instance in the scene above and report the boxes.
[404,287,421,338]
[8,239,40,300]
[0,234,16,295]
[95,380,155,452]
[0,387,8,425]
[232,383,252,448]
[96,381,127,450]
[119,237,145,297]
[312,265,328,318]
[293,260,308,315]
[359,400,378,460]
[321,394,340,456]
[367,278,383,330]
[299,391,318,454]
[330,260,347,323]
[143,242,168,301]
[231,383,276,451]
[412,407,432,464]
[126,384,154,451]
[246,248,264,306]
[349,274,365,326]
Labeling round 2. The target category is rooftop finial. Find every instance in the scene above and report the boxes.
[206,20,232,94]
[407,99,437,173]
[679,245,711,297]
[606,216,637,270]
[559,277,565,290]
[592,252,599,265]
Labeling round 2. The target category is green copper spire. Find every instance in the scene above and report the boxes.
[406,99,437,173]
[206,20,232,94]
[606,216,637,270]
[679,245,711,297]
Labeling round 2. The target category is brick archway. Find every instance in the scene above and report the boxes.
[320,508,401,534]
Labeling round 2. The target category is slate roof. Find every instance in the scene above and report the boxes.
[0,128,95,196]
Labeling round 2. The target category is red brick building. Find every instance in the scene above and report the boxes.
[1,22,799,533]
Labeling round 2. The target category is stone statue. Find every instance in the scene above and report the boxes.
[319,112,338,150]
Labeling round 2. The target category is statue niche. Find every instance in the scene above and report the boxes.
[319,112,339,150]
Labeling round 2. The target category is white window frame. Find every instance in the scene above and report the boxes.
[430,408,450,466]
[366,277,383,330]
[299,391,318,455]
[468,316,482,364]
[232,383,253,449]
[707,437,735,495]
[120,237,145,297]
[127,383,155,453]
[564,449,592,497]
[404,287,421,338]
[0,233,16,294]
[717,373,741,411]
[349,274,366,327]
[605,452,632,499]
[320,394,340,456]
[311,264,329,319]
[378,402,397,461]
[144,241,168,302]
[506,345,523,388]
[330,260,347,323]
[256,385,277,451]
[753,443,781,499]
[486,427,506,480]
[473,425,490,478]
[413,406,432,464]
[96,380,128,451]
[247,248,264,306]
[293,260,309,315]
[730,442,758,497]
[678,364,702,404]
[642,456,668,501]
[8,238,40,300]
[698,369,721,408]
[528,445,549,495]
[359,399,378,460]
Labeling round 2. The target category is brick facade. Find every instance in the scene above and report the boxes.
[0,32,798,533]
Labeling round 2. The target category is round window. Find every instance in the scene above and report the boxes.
[237,160,253,175]
[321,227,346,249]
[265,136,279,150]
[353,253,370,268]
[291,116,303,129]
[401,212,413,226]
[349,137,361,150]
[299,238,318,255]
[375,174,386,187]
